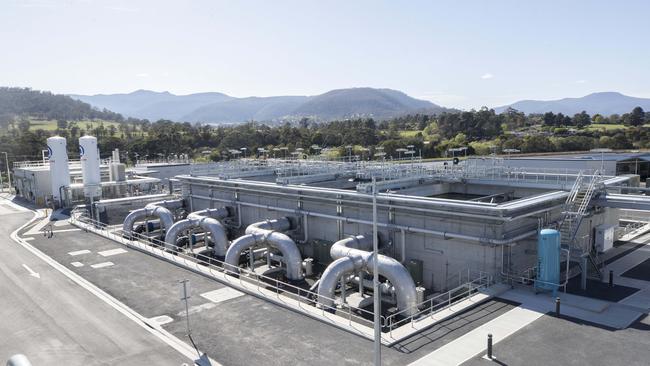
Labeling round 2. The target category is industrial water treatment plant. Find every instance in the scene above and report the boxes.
[18,135,650,345]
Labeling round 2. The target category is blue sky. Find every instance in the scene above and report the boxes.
[2,0,649,109]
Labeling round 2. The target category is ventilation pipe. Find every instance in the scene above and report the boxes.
[224,218,303,281]
[317,235,418,317]
[122,199,184,238]
[164,207,231,256]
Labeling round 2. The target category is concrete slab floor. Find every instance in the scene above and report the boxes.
[21,221,518,366]
[462,314,650,366]
[1,211,189,366]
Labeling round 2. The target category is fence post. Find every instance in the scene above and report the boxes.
[487,333,493,359]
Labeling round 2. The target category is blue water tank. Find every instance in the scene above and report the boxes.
[535,229,561,294]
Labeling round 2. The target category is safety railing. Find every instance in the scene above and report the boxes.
[383,270,494,337]
[69,213,382,330]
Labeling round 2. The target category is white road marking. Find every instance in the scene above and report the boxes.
[150,315,174,325]
[91,262,114,269]
[22,237,34,241]
[98,248,128,257]
[200,287,244,304]
[11,210,219,365]
[22,263,40,279]
[71,262,84,268]
[177,302,217,316]
[68,249,91,256]
[23,217,52,236]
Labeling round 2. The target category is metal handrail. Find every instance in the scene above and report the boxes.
[383,271,493,334]
[70,213,383,329]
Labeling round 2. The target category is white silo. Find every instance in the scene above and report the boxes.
[47,136,70,206]
[79,135,101,198]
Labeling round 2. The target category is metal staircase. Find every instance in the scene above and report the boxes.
[558,170,603,280]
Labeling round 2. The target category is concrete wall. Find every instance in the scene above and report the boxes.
[13,168,51,205]
[182,180,562,292]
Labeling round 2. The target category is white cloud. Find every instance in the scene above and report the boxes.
[575,79,587,84]
[480,73,494,80]
[136,73,150,78]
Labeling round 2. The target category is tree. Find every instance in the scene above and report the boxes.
[572,111,591,128]
[629,107,645,127]
[56,119,68,129]
[18,117,30,133]
[543,112,556,126]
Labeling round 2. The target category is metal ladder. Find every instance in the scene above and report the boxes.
[558,170,603,280]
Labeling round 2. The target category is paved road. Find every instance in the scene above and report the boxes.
[0,207,191,365]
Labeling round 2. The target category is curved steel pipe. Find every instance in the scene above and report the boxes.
[122,199,184,238]
[164,207,231,255]
[318,235,418,317]
[224,218,303,280]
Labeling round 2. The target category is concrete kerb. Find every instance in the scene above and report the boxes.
[10,209,216,366]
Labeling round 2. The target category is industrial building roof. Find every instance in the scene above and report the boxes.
[511,152,650,162]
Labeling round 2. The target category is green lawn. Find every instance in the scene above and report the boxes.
[585,123,627,131]
[28,118,125,131]
[0,118,139,138]
[398,130,422,138]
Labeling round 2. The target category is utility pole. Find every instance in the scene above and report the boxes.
[372,177,381,366]
[2,152,10,193]
[180,279,193,338]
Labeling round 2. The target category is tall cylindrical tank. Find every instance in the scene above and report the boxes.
[535,228,561,293]
[47,136,70,206]
[79,135,101,198]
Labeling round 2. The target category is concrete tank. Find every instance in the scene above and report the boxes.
[47,136,70,206]
[535,228,561,294]
[79,135,101,198]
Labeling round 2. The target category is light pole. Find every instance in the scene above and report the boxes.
[2,152,11,194]
[240,147,247,159]
[395,148,407,160]
[371,177,381,366]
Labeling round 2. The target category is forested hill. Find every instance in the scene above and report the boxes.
[73,87,452,123]
[0,87,124,126]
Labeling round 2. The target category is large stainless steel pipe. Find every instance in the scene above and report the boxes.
[164,207,230,255]
[318,235,418,317]
[224,218,304,280]
[122,199,184,238]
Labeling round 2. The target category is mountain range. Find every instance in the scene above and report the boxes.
[496,92,650,115]
[70,88,450,124]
